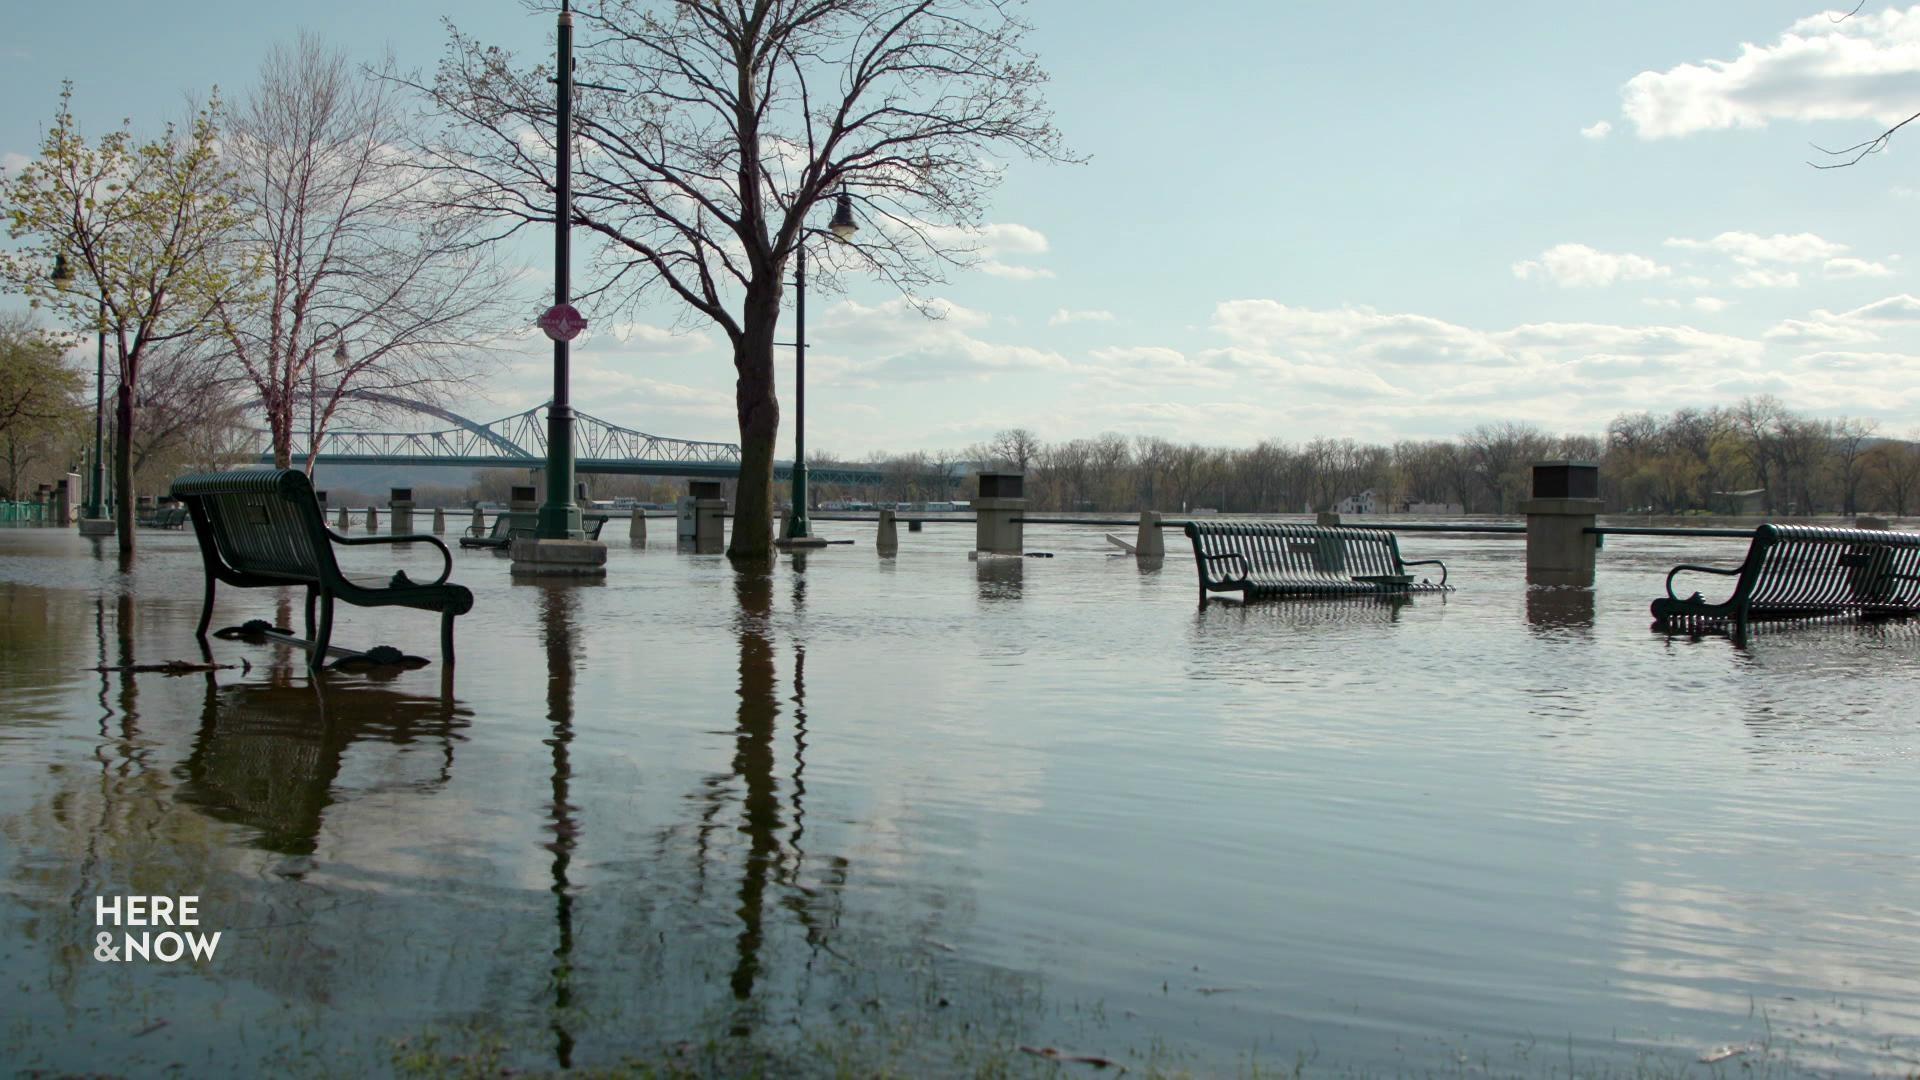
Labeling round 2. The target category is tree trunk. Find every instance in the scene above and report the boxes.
[270,392,292,470]
[728,286,782,561]
[115,382,135,559]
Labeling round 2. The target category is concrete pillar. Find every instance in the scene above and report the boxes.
[431,507,446,534]
[389,488,414,534]
[629,508,647,542]
[876,508,899,556]
[1135,510,1165,559]
[973,472,1025,556]
[337,505,350,530]
[54,476,75,527]
[509,485,540,536]
[1520,461,1602,587]
[908,518,923,532]
[1315,511,1342,526]
[1857,515,1890,530]
[688,480,726,554]
[471,506,487,535]
[775,506,787,540]
[365,505,379,532]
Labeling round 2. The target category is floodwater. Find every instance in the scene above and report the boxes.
[2,516,1918,1077]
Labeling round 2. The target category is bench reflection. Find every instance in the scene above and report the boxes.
[175,676,469,857]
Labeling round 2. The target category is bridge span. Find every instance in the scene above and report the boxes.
[259,396,886,485]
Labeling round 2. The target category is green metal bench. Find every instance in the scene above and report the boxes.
[459,512,519,549]
[1651,523,1920,633]
[138,505,188,529]
[170,469,473,671]
[458,512,607,550]
[1183,521,1451,603]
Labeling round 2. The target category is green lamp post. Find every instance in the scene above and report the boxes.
[782,191,858,542]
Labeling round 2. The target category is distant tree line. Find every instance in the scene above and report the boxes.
[797,398,1920,518]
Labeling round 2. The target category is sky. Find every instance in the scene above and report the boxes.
[7,1,1920,456]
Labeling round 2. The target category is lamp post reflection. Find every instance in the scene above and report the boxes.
[538,585,581,1067]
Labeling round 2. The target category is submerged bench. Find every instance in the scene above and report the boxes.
[1651,523,1920,632]
[1183,521,1451,602]
[459,512,608,550]
[170,469,473,671]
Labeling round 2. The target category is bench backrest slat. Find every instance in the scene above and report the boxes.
[1746,524,1920,611]
[1187,520,1410,585]
[170,470,340,584]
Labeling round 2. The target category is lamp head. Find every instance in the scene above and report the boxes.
[333,340,350,366]
[828,192,857,241]
[50,253,73,284]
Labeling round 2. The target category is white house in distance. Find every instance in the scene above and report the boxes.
[1338,490,1377,515]
[1320,490,1464,516]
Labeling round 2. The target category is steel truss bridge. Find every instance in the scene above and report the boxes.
[257,393,885,485]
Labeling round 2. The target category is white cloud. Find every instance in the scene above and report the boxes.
[1645,296,1732,313]
[1841,292,1920,321]
[1079,345,1231,390]
[586,322,715,355]
[1048,308,1115,326]
[1580,120,1613,140]
[1620,6,1920,139]
[1732,268,1802,288]
[1665,231,1847,264]
[814,296,1067,384]
[1824,256,1895,278]
[1513,243,1671,287]
[1763,317,1879,345]
[978,261,1056,280]
[0,152,29,175]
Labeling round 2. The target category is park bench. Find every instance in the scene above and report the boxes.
[138,505,187,529]
[459,512,608,550]
[1183,521,1452,602]
[170,468,473,671]
[1651,523,1920,633]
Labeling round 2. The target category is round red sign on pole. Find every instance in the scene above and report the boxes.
[537,303,588,342]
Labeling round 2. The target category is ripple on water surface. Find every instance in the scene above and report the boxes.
[1,521,1917,1075]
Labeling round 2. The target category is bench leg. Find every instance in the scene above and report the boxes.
[196,575,216,639]
[311,594,334,673]
[304,586,317,641]
[441,609,456,667]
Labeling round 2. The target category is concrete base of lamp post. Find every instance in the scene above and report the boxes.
[432,508,446,534]
[629,511,646,542]
[876,508,899,556]
[78,517,115,537]
[509,536,608,578]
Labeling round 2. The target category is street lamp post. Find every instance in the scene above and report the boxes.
[515,0,614,577]
[537,0,586,541]
[50,254,106,523]
[781,191,858,543]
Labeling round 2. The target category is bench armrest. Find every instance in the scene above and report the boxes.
[1198,550,1250,583]
[1401,557,1447,587]
[328,530,455,586]
[1665,562,1742,600]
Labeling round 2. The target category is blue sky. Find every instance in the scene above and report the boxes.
[7,1,1920,455]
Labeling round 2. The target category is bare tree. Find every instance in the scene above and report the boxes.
[1829,416,1878,517]
[217,34,512,473]
[984,427,1041,474]
[1866,436,1920,516]
[415,0,1073,558]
